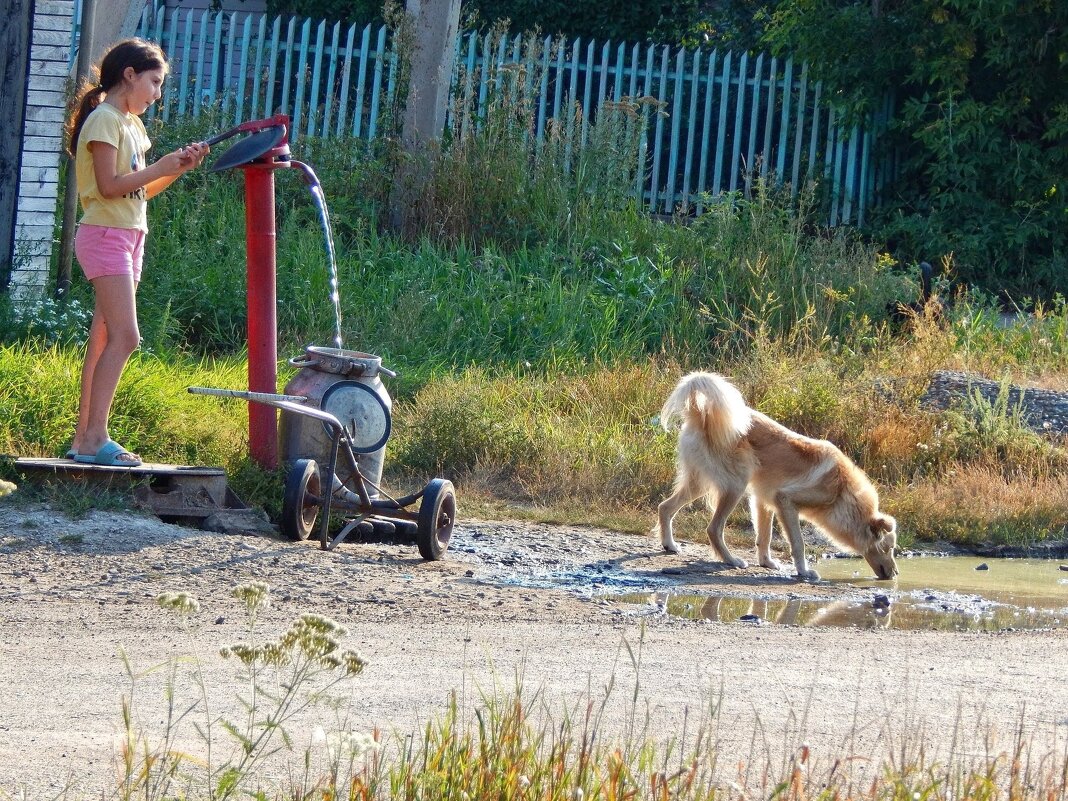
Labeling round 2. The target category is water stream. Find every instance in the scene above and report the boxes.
[292,160,344,350]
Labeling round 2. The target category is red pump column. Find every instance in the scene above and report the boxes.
[243,160,280,469]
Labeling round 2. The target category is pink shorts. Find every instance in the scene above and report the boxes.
[75,224,146,283]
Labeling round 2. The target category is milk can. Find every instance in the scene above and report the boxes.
[280,346,393,491]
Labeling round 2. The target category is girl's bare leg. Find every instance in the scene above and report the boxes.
[73,275,141,462]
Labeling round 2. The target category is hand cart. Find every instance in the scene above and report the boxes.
[188,387,456,560]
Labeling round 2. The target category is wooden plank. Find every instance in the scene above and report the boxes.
[162,9,179,122]
[613,41,625,100]
[858,126,872,225]
[220,11,237,118]
[597,40,611,109]
[842,124,858,223]
[20,150,62,168]
[551,35,565,122]
[807,81,822,180]
[209,12,224,106]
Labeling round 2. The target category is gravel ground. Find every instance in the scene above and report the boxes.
[2,500,1067,798]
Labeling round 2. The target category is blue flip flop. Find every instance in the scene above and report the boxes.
[65,449,77,460]
[74,439,142,467]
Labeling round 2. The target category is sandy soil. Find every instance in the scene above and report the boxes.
[1,500,1067,798]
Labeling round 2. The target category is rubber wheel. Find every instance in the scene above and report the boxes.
[281,459,320,541]
[417,478,455,561]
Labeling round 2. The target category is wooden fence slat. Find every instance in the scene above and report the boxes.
[790,62,808,197]
[250,15,267,119]
[193,11,209,116]
[627,42,639,98]
[842,124,859,224]
[307,20,326,137]
[581,39,596,148]
[745,52,763,196]
[265,16,283,117]
[680,48,701,210]
[209,12,223,107]
[807,81,822,181]
[649,44,669,212]
[858,126,871,225]
[335,23,357,136]
[637,43,655,208]
[163,8,179,122]
[322,22,340,136]
[564,37,580,172]
[613,41,625,100]
[178,10,194,116]
[352,24,371,137]
[760,56,777,181]
[695,49,717,213]
[221,12,237,117]
[279,17,296,121]
[597,40,611,109]
[712,50,732,197]
[775,56,793,184]
[664,46,686,211]
[536,35,551,139]
[292,18,311,140]
[551,36,565,122]
[385,33,398,113]
[235,14,253,124]
[367,24,387,140]
[728,50,748,195]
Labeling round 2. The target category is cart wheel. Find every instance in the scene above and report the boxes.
[417,478,456,561]
[281,459,321,541]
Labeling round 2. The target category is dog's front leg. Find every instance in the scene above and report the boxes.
[773,496,820,581]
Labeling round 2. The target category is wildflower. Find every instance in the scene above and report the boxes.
[156,591,201,618]
[518,775,530,789]
[340,649,368,676]
[572,789,584,801]
[232,581,270,615]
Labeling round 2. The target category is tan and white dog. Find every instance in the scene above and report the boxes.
[654,371,898,581]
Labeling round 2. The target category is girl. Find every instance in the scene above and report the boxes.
[65,38,208,466]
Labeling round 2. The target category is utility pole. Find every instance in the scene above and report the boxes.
[56,0,95,297]
[388,0,462,236]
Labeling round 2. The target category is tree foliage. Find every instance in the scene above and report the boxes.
[765,0,1068,299]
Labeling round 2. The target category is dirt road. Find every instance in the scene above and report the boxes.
[2,502,1067,798]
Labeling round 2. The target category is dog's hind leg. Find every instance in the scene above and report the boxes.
[773,496,820,582]
[752,497,783,571]
[656,478,705,554]
[706,485,748,569]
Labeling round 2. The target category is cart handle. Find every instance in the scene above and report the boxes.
[187,386,309,404]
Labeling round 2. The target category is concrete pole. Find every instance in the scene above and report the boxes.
[388,0,462,235]
[56,0,96,297]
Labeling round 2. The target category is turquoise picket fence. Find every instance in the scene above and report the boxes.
[131,6,892,225]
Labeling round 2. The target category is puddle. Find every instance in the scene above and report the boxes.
[613,557,1068,631]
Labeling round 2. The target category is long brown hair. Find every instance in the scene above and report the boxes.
[65,38,168,157]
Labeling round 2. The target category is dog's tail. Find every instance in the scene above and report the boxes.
[660,372,752,453]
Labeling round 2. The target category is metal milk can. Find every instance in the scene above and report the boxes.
[280,346,393,491]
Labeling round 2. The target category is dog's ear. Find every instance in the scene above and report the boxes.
[869,514,895,536]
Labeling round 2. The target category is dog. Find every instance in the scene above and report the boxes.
[654,372,898,581]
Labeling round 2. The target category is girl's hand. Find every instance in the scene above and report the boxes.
[177,141,209,171]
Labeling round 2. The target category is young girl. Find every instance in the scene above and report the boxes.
[65,38,209,466]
